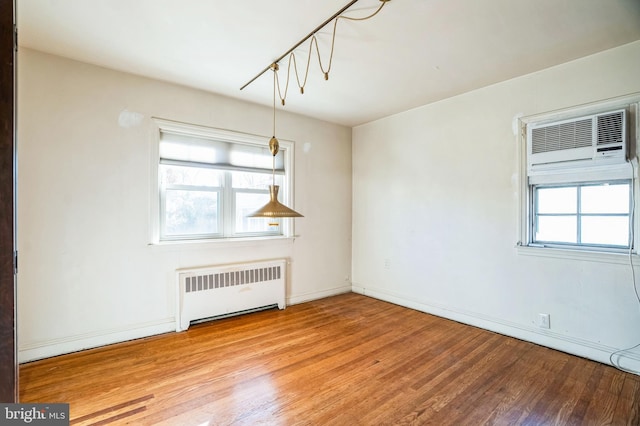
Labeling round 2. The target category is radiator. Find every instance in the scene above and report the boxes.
[176,259,286,331]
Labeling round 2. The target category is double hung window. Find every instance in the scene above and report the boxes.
[154,120,294,241]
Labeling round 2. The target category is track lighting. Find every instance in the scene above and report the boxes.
[246,0,391,219]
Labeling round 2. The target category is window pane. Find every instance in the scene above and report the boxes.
[537,187,577,214]
[164,190,218,236]
[235,192,280,234]
[581,216,629,246]
[581,183,629,214]
[535,216,577,243]
[232,171,283,190]
[160,164,222,187]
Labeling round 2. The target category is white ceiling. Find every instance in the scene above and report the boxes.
[17,0,640,127]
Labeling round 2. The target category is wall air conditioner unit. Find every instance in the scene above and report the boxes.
[527,109,627,174]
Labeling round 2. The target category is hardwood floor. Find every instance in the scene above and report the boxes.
[20,293,640,425]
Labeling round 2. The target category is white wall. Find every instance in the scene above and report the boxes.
[352,41,640,368]
[17,49,352,362]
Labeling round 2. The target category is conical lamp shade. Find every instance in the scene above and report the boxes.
[248,185,303,218]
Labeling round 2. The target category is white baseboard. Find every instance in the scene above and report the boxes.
[352,284,640,375]
[287,284,351,306]
[19,318,175,363]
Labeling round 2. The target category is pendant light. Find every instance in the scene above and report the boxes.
[248,63,303,219]
[245,0,391,219]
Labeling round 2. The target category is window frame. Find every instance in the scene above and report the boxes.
[149,118,297,244]
[159,180,223,240]
[224,171,283,238]
[516,94,640,260]
[530,180,632,251]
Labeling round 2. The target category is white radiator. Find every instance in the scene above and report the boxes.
[176,259,286,331]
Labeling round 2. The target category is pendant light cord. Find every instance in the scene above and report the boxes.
[272,67,277,138]
[272,68,277,184]
[272,1,389,105]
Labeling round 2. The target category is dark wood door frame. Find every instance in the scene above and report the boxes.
[0,0,17,403]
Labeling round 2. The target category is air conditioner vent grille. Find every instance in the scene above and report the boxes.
[531,118,592,154]
[597,111,624,146]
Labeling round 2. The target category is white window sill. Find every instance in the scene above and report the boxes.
[148,235,298,251]
[516,244,639,265]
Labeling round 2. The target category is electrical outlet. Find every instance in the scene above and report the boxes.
[384,259,391,269]
[538,313,550,329]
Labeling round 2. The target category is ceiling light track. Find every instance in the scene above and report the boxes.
[239,0,390,96]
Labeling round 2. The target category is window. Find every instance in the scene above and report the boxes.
[153,120,295,241]
[518,98,639,255]
[532,181,631,249]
